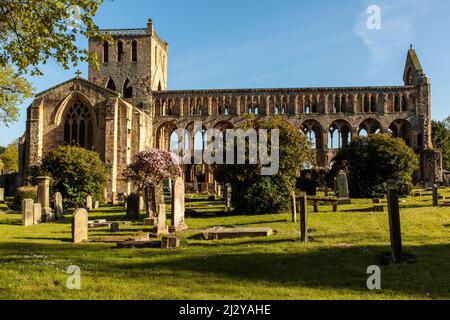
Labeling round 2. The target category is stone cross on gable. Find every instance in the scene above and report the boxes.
[75,70,82,78]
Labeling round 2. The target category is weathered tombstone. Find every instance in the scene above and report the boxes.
[33,203,42,224]
[0,188,4,203]
[291,191,297,223]
[86,195,93,211]
[126,194,140,221]
[139,196,144,211]
[72,208,88,243]
[153,204,168,235]
[298,192,308,243]
[432,184,439,207]
[22,199,34,226]
[161,236,180,249]
[110,222,119,233]
[193,176,199,194]
[387,181,404,263]
[37,176,53,218]
[54,192,64,220]
[94,201,100,209]
[337,171,351,205]
[170,177,188,232]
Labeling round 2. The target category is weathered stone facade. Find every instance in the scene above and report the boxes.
[20,19,441,199]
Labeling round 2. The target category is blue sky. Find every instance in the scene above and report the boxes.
[1,0,450,146]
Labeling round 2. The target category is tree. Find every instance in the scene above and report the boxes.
[124,149,182,218]
[331,134,419,198]
[214,116,316,214]
[432,120,450,171]
[1,141,19,174]
[38,146,108,208]
[0,0,107,125]
[0,65,33,126]
[0,0,107,75]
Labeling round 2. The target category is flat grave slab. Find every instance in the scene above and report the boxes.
[202,227,274,240]
[117,240,161,249]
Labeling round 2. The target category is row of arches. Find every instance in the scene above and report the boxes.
[103,40,138,63]
[154,92,415,117]
[106,78,133,99]
[156,118,414,154]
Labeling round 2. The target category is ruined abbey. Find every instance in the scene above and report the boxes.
[20,19,442,199]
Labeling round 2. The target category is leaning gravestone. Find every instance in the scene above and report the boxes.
[0,188,4,203]
[337,171,351,205]
[170,177,188,232]
[72,208,88,243]
[86,195,93,211]
[126,194,140,221]
[54,192,64,220]
[33,203,42,225]
[22,199,34,227]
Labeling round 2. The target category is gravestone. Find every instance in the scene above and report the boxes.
[153,204,168,235]
[72,208,88,243]
[193,176,199,193]
[432,184,439,207]
[170,177,188,232]
[161,236,180,249]
[387,181,404,263]
[37,176,53,218]
[126,194,140,221]
[110,222,120,233]
[22,199,34,227]
[298,192,308,243]
[139,196,144,211]
[86,195,93,211]
[0,188,4,203]
[54,192,64,220]
[337,171,352,205]
[94,201,99,209]
[291,191,297,223]
[33,203,42,224]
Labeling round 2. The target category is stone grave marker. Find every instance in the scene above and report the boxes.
[110,222,119,233]
[153,204,168,235]
[54,192,64,220]
[161,236,180,249]
[72,208,88,243]
[298,192,308,243]
[0,188,4,203]
[337,171,351,204]
[86,195,93,211]
[170,177,188,232]
[22,199,34,227]
[37,176,53,218]
[33,203,42,224]
[387,181,404,263]
[432,184,439,207]
[94,201,100,209]
[126,194,140,221]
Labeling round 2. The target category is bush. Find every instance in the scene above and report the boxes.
[11,186,37,212]
[331,134,419,198]
[39,146,109,208]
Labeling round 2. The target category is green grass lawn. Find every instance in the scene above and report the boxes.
[0,191,449,300]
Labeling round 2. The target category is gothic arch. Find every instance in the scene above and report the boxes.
[106,78,117,91]
[301,120,323,150]
[359,118,382,135]
[328,120,352,150]
[156,122,178,150]
[54,91,97,127]
[123,78,133,99]
[389,119,412,146]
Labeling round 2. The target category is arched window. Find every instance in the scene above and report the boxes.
[117,40,124,62]
[131,40,138,62]
[305,97,311,114]
[103,41,109,63]
[123,79,133,98]
[64,101,94,149]
[106,78,116,91]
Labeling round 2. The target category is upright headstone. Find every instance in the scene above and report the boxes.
[432,184,439,207]
[153,204,168,235]
[54,192,64,220]
[72,208,88,243]
[86,195,93,211]
[291,191,297,223]
[37,176,52,218]
[110,222,119,233]
[170,177,188,232]
[22,199,34,227]
[387,181,404,263]
[0,188,4,203]
[94,201,99,209]
[298,192,308,243]
[337,171,351,205]
[126,194,140,221]
[139,196,144,211]
[193,176,199,194]
[33,203,42,225]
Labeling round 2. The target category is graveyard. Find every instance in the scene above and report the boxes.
[0,188,449,300]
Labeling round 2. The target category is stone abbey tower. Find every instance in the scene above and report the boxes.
[20,19,442,200]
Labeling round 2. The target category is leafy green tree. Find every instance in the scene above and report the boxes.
[0,66,33,126]
[1,141,19,174]
[331,134,419,198]
[432,120,450,171]
[214,116,316,214]
[38,146,108,208]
